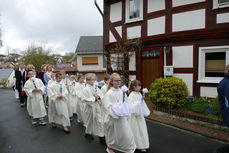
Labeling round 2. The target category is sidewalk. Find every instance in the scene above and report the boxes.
[146,101,229,143]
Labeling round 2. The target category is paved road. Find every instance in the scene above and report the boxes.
[0,89,225,153]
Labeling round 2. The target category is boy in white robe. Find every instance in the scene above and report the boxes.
[60,70,73,120]
[69,75,77,115]
[75,74,86,124]
[24,70,47,125]
[81,73,104,143]
[102,73,136,153]
[127,80,150,152]
[100,74,110,97]
[48,72,71,133]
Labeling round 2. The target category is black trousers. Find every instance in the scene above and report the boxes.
[17,87,25,104]
[216,144,229,153]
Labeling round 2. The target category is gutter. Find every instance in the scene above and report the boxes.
[94,0,104,17]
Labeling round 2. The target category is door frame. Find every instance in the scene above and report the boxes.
[138,47,164,84]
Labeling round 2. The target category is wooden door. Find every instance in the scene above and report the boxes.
[141,49,161,90]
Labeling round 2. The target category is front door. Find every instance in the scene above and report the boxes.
[141,48,162,90]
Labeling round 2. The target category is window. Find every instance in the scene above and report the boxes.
[213,0,229,9]
[218,0,229,5]
[125,0,143,23]
[82,57,98,65]
[142,49,160,58]
[198,46,229,83]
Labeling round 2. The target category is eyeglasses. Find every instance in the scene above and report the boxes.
[113,80,121,82]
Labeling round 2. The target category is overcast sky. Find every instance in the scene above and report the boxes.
[0,0,103,55]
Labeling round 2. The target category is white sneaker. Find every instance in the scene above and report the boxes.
[38,120,47,126]
[140,149,147,152]
[32,120,37,125]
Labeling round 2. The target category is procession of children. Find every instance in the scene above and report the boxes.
[15,62,151,153]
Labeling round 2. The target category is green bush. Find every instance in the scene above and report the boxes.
[149,77,189,109]
[184,97,222,120]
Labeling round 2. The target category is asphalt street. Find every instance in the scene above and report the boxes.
[0,89,226,153]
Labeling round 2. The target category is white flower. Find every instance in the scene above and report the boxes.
[142,88,149,94]
[121,85,129,92]
[94,81,99,87]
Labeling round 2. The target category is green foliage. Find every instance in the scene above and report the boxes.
[0,78,8,88]
[184,97,222,120]
[149,77,189,109]
[21,43,57,71]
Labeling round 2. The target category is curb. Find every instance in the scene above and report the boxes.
[146,117,229,143]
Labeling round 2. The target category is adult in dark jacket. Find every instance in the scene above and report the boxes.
[215,64,229,153]
[15,61,27,107]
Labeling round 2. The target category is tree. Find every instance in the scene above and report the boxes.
[107,38,141,86]
[21,43,57,72]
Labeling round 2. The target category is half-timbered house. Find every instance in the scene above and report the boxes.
[103,0,229,97]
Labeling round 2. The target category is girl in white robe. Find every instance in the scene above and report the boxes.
[60,70,73,120]
[24,70,47,125]
[69,75,77,115]
[75,74,86,124]
[81,73,104,142]
[127,80,150,152]
[100,74,110,97]
[48,72,71,133]
[102,73,136,153]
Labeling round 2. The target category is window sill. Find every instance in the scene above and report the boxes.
[125,18,144,24]
[212,4,229,10]
[197,79,223,84]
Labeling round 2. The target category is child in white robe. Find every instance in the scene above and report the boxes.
[100,74,110,97]
[24,70,47,125]
[128,80,150,152]
[81,73,104,143]
[102,73,136,153]
[60,70,73,120]
[48,72,71,133]
[69,75,77,115]
[75,74,86,124]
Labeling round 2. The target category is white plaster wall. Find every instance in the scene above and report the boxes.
[109,31,116,43]
[217,12,229,24]
[110,54,123,71]
[172,0,205,7]
[147,16,165,36]
[173,73,193,96]
[77,55,106,72]
[8,70,15,87]
[200,87,218,98]
[127,26,141,39]
[172,9,205,32]
[115,26,122,38]
[172,46,193,68]
[110,2,122,23]
[129,52,136,71]
[147,0,165,13]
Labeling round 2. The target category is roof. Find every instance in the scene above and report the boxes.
[75,36,103,55]
[0,69,14,80]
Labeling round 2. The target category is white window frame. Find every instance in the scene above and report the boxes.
[125,0,143,23]
[213,0,229,9]
[198,46,229,84]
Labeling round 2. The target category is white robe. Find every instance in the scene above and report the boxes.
[102,87,136,153]
[24,78,46,119]
[48,81,70,127]
[81,84,104,137]
[75,82,86,123]
[62,78,73,118]
[69,81,77,114]
[100,83,108,98]
[127,91,150,150]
